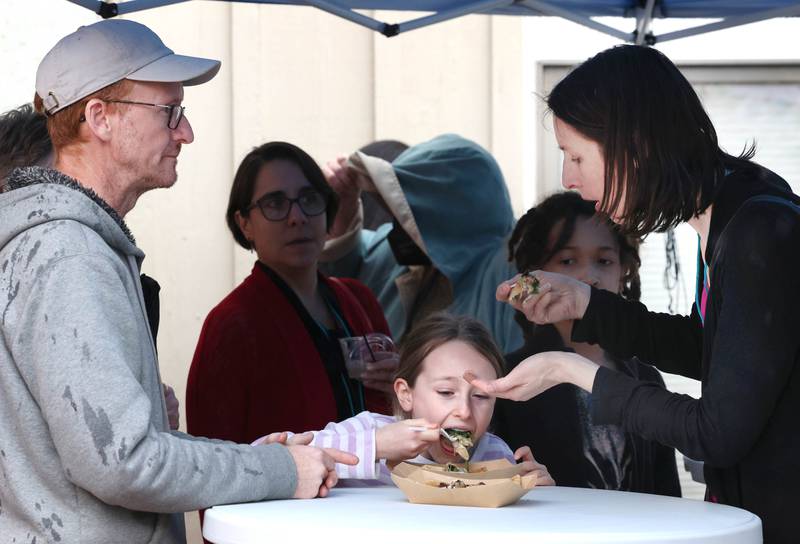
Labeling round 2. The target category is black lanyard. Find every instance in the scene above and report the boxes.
[311,285,366,418]
[257,262,366,418]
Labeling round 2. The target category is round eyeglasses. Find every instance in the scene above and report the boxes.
[104,99,186,129]
[247,190,328,222]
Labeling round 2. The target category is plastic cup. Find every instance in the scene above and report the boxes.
[339,333,395,380]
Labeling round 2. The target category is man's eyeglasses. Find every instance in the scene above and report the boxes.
[247,190,328,222]
[104,99,186,129]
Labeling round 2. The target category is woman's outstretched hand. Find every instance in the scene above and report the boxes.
[496,270,591,325]
[464,351,599,401]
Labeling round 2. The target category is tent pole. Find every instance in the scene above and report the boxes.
[64,0,102,11]
[306,0,391,34]
[114,0,192,15]
[396,0,514,34]
[518,0,633,42]
[634,0,656,45]
[655,3,800,44]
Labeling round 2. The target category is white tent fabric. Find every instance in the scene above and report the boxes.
[67,0,800,44]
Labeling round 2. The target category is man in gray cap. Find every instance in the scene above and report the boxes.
[0,19,355,544]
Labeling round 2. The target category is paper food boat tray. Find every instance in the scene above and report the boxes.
[390,459,536,508]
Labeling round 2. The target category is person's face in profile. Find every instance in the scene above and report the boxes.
[237,159,328,273]
[110,81,194,194]
[554,116,626,223]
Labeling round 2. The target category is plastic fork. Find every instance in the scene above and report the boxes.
[407,427,457,443]
[439,428,457,443]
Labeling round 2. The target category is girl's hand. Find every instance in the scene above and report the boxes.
[514,446,556,486]
[252,431,314,447]
[496,270,591,325]
[362,351,400,393]
[464,351,599,401]
[375,418,439,462]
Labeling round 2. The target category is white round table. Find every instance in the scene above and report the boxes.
[203,486,761,544]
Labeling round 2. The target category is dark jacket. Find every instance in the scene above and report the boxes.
[493,325,681,496]
[580,162,800,543]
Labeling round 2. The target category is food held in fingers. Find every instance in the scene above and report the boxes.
[509,272,540,302]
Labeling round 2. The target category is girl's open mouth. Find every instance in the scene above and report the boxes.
[439,436,456,456]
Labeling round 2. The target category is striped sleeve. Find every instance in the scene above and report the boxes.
[309,412,396,480]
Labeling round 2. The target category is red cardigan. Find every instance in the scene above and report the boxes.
[186,263,392,445]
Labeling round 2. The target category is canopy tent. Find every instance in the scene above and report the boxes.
[66,0,800,44]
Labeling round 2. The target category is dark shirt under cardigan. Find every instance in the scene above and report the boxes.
[580,162,799,544]
[493,325,681,496]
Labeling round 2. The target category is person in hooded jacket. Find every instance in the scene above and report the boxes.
[321,134,521,353]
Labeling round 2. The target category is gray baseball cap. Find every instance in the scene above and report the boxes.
[36,19,221,115]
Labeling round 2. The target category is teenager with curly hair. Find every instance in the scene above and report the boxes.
[492,191,680,495]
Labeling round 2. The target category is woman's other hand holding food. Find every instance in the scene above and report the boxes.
[496,270,591,325]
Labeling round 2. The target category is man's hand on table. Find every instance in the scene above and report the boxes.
[287,444,358,499]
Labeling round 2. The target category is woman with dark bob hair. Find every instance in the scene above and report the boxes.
[469,45,799,542]
[187,142,394,452]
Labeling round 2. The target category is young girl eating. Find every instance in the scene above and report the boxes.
[257,312,554,486]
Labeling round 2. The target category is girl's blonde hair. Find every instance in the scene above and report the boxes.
[393,312,505,418]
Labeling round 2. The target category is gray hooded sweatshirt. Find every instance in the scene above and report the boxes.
[0,167,297,544]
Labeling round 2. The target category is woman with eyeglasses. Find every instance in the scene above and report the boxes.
[186,142,394,456]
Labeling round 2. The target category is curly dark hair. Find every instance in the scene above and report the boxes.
[0,103,52,182]
[508,191,641,342]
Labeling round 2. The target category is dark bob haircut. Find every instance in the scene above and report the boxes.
[226,141,339,250]
[547,45,754,237]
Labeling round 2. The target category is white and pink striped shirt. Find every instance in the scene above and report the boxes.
[306,411,515,486]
